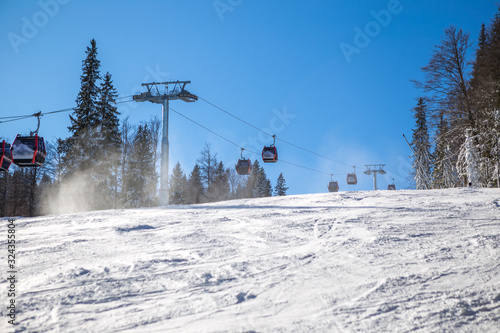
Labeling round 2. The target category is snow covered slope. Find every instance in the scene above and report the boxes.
[1,188,500,332]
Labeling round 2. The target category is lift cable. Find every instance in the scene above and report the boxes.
[0,98,344,176]
[2,94,353,169]
[0,115,35,124]
[170,107,340,176]
[197,96,353,168]
[170,107,242,150]
[0,99,134,124]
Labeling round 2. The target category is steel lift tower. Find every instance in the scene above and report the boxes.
[133,81,197,206]
[364,164,386,190]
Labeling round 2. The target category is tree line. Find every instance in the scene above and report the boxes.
[169,143,289,205]
[410,9,500,189]
[0,39,288,217]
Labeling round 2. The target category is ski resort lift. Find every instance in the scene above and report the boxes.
[346,166,357,185]
[328,174,339,192]
[11,112,46,167]
[12,134,46,167]
[236,148,252,175]
[178,89,198,103]
[388,178,396,190]
[262,135,278,163]
[0,140,13,172]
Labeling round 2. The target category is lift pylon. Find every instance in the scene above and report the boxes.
[364,164,386,190]
[133,81,197,206]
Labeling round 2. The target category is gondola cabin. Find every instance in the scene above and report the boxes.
[346,173,357,185]
[11,134,46,167]
[262,146,278,163]
[328,181,339,192]
[0,140,13,172]
[236,158,252,175]
[388,184,396,190]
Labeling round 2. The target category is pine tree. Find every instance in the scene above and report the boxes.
[122,124,157,207]
[470,23,491,104]
[169,162,187,205]
[245,159,260,198]
[259,176,272,197]
[411,98,433,190]
[186,164,204,204]
[94,72,121,208]
[65,39,102,174]
[274,172,289,196]
[208,161,230,202]
[252,163,272,198]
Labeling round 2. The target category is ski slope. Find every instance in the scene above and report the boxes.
[1,188,500,332]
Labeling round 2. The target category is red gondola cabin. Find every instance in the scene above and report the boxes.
[11,134,46,167]
[262,146,278,163]
[0,140,13,172]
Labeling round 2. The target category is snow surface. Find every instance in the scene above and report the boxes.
[1,188,500,332]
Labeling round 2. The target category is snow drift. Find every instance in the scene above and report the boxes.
[1,188,500,332]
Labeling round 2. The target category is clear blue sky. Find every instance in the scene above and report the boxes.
[0,0,497,194]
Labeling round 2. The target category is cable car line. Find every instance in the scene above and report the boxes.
[275,137,352,168]
[170,107,243,150]
[0,99,134,124]
[197,95,354,169]
[2,95,353,174]
[0,114,34,120]
[0,115,34,124]
[0,99,349,177]
[198,96,269,136]
[1,97,351,186]
[170,107,342,177]
[2,94,356,172]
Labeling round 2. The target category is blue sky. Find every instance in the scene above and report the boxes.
[0,0,498,195]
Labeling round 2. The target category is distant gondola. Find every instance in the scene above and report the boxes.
[236,158,252,175]
[387,178,396,190]
[11,134,46,167]
[346,166,357,185]
[0,140,13,172]
[328,181,339,192]
[346,173,357,185]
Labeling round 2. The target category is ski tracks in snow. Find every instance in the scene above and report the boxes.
[1,189,500,332]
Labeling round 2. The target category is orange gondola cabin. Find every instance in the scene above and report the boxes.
[11,134,46,167]
[0,140,13,172]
